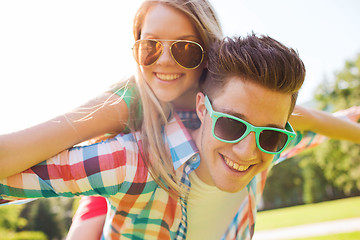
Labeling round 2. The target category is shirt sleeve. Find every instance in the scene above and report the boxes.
[72,196,108,222]
[110,79,138,110]
[273,130,327,165]
[109,79,143,133]
[0,134,139,200]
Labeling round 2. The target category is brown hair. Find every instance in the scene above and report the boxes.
[201,34,306,115]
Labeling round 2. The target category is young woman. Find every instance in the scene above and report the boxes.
[2,1,223,239]
[1,0,359,239]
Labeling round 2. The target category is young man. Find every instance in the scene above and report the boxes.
[186,35,305,239]
[1,34,359,240]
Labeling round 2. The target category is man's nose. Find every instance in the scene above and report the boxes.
[232,132,258,160]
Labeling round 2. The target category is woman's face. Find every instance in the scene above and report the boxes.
[138,4,206,108]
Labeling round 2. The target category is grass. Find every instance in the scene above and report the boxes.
[255,196,360,230]
[292,231,360,240]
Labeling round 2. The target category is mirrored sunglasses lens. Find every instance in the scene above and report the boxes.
[259,130,288,152]
[171,41,203,68]
[133,40,162,66]
[215,117,247,141]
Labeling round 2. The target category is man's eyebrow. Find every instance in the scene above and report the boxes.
[220,109,285,129]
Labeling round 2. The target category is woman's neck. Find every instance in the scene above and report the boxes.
[172,89,197,110]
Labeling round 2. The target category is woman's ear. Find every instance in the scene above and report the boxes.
[196,92,207,123]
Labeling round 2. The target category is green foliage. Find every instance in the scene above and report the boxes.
[299,153,329,204]
[262,158,304,209]
[314,140,360,195]
[1,231,47,240]
[315,53,360,109]
[0,204,48,240]
[0,204,27,231]
[312,53,360,197]
[20,198,74,240]
[27,199,63,240]
[0,198,75,240]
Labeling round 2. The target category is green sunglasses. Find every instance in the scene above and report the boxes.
[205,95,296,154]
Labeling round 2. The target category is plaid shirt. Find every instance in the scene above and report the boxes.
[223,130,325,240]
[0,113,330,240]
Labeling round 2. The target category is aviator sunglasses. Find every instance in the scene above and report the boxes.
[205,95,296,154]
[132,39,205,69]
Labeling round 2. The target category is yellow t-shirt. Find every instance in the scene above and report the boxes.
[186,172,247,240]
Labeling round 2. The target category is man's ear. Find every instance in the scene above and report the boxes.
[196,92,207,123]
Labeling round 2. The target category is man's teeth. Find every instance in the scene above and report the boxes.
[156,73,181,81]
[224,157,251,172]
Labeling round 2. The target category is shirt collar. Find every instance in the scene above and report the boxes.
[164,113,199,170]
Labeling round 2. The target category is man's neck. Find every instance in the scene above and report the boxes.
[189,128,199,148]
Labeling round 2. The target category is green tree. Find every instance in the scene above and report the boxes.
[262,157,304,209]
[0,202,47,240]
[314,53,360,196]
[0,204,27,231]
[27,199,63,240]
[19,198,74,239]
[316,53,360,109]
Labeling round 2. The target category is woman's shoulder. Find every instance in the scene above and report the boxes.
[110,75,139,98]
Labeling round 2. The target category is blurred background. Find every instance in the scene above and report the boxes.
[1,0,359,239]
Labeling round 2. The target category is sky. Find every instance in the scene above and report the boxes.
[1,0,360,133]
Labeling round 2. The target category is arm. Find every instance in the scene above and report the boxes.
[289,105,360,144]
[275,105,360,164]
[66,214,106,240]
[0,134,131,199]
[0,90,129,179]
[66,196,107,240]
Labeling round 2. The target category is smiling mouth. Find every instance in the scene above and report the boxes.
[221,154,253,172]
[155,73,182,81]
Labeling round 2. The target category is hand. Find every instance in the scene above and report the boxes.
[334,106,360,123]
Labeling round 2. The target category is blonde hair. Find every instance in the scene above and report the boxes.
[131,0,223,196]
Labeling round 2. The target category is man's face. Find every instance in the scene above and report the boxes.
[194,76,292,193]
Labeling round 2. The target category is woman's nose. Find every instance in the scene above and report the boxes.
[156,44,176,66]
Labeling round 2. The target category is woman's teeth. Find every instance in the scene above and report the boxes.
[224,157,251,172]
[156,73,181,81]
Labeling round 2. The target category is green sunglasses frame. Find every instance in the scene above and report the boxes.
[205,95,296,154]
[132,39,205,69]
